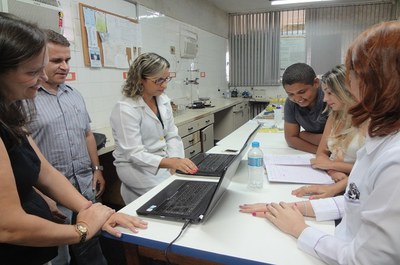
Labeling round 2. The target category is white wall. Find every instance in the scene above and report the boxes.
[134,0,229,38]
[60,0,228,130]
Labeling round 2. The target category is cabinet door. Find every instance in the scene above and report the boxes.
[243,101,250,121]
[201,124,214,152]
[213,106,234,141]
[233,102,249,130]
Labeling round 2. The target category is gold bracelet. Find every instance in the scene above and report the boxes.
[303,201,308,217]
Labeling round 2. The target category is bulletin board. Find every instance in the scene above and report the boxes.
[78,3,140,69]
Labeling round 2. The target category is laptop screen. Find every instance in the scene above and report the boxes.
[199,122,260,222]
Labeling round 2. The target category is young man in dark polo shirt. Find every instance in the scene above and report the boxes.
[283,63,328,154]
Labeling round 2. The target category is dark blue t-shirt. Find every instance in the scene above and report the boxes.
[284,87,327,133]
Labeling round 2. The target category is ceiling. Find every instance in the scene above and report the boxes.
[206,0,392,13]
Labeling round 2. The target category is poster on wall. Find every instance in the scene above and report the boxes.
[89,47,101,68]
[279,36,306,77]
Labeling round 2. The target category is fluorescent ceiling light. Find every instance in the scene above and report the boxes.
[271,0,333,5]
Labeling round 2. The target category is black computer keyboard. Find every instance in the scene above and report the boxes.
[155,182,215,216]
[196,154,236,175]
[176,153,236,177]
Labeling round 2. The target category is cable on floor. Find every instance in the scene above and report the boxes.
[164,219,191,265]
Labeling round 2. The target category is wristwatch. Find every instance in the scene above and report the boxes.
[75,223,88,243]
[92,165,103,171]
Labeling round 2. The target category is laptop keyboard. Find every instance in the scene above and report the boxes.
[155,182,215,216]
[197,154,236,175]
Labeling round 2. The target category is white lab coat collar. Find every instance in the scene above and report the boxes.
[156,93,171,106]
[132,93,170,108]
[364,133,397,155]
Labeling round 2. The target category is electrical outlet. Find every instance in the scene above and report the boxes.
[170,46,176,55]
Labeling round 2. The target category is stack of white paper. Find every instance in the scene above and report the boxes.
[264,154,334,184]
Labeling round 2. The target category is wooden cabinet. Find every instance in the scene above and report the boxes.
[177,114,215,158]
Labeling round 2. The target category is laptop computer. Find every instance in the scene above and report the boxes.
[176,152,237,177]
[136,122,260,224]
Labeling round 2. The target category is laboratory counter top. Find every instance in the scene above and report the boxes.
[173,97,246,126]
[94,97,248,156]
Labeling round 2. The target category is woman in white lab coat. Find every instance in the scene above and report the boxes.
[240,21,400,264]
[110,53,198,204]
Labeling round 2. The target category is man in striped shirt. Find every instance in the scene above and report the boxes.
[25,30,107,265]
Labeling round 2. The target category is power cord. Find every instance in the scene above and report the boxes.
[164,219,191,265]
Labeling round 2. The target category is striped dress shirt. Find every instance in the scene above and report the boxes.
[26,84,93,192]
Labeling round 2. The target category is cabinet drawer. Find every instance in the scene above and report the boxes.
[197,114,214,128]
[184,142,201,158]
[233,102,245,113]
[181,131,201,149]
[177,120,199,137]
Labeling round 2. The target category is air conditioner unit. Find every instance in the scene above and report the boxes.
[180,30,198,59]
[0,0,63,33]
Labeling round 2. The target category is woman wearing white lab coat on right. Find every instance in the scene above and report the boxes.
[110,53,198,204]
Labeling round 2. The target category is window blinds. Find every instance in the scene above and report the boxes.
[229,12,281,86]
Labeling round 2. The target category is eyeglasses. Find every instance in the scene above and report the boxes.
[150,76,173,85]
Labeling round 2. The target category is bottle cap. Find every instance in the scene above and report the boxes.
[252,141,260,148]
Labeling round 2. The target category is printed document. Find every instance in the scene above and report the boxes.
[264,154,334,184]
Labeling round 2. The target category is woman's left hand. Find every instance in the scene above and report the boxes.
[292,184,339,199]
[310,156,334,170]
[240,202,308,238]
[102,212,148,237]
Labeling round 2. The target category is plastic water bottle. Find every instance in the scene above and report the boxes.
[248,141,264,190]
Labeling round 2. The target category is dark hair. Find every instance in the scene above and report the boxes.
[282,63,316,86]
[44,29,70,47]
[0,12,46,142]
[346,21,400,137]
[122,53,170,99]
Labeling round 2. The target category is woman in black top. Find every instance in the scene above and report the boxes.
[0,13,147,265]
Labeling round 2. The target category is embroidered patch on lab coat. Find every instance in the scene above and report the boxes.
[347,182,360,200]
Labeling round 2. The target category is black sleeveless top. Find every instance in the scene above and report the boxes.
[0,125,57,265]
